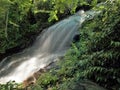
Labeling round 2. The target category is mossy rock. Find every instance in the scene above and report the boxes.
[59,80,107,90]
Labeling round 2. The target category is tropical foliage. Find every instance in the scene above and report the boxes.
[32,0,120,90]
[0,0,83,55]
[0,0,120,90]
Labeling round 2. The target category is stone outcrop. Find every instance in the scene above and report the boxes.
[60,80,107,90]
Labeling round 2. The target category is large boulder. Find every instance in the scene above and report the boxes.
[59,80,107,90]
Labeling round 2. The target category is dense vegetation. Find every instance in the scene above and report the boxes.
[32,1,120,90]
[0,0,87,54]
[0,0,120,90]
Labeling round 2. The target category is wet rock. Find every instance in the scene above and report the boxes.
[73,34,80,42]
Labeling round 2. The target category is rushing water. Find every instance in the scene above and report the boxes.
[0,10,97,84]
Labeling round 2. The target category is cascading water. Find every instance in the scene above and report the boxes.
[0,10,97,84]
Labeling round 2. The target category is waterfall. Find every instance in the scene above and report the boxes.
[0,10,96,84]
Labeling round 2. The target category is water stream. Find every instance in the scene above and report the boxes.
[0,10,96,84]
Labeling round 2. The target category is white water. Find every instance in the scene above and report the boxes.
[0,10,96,84]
